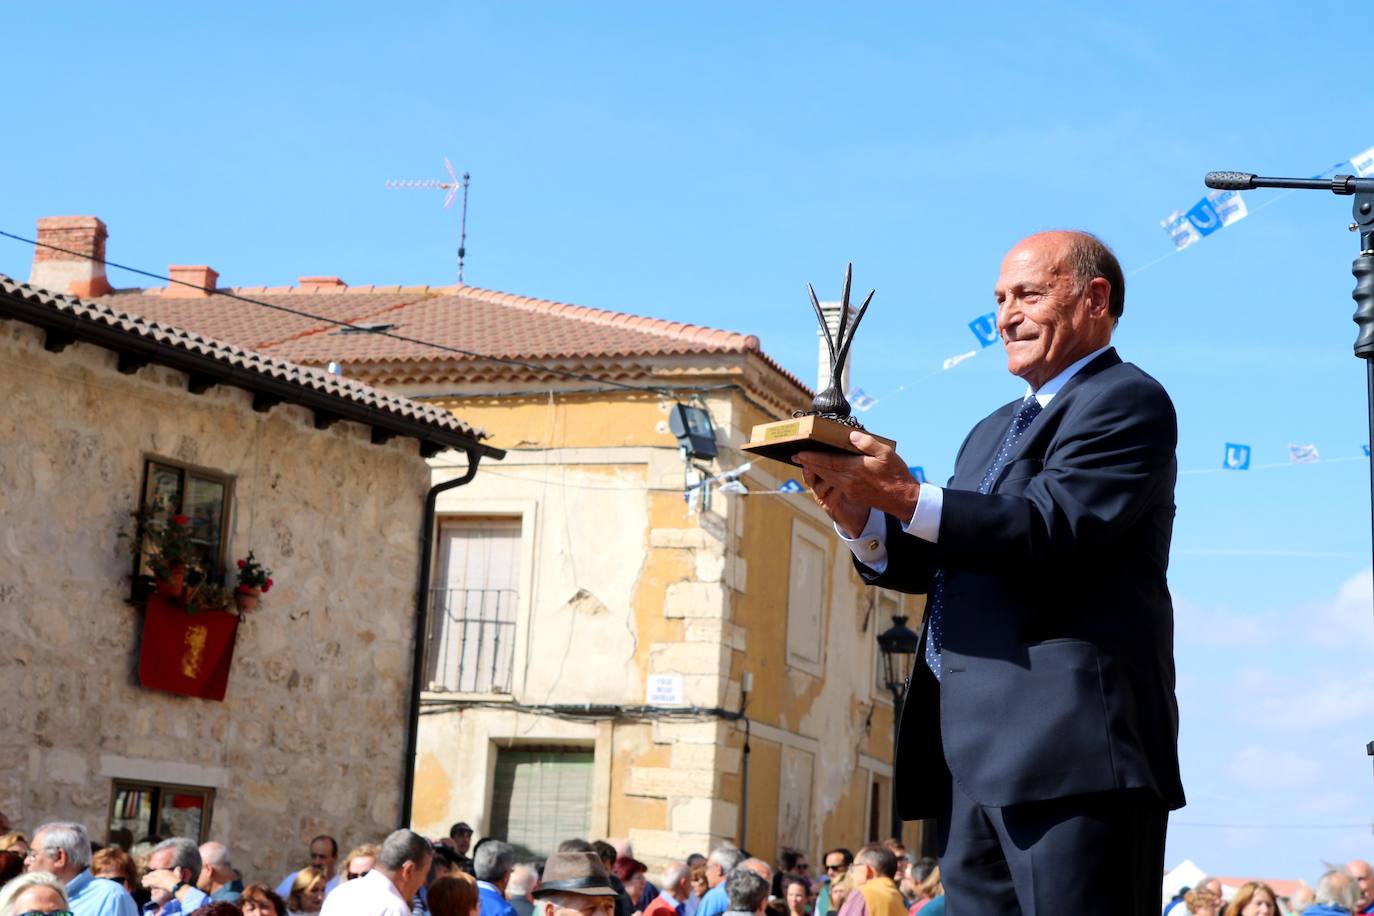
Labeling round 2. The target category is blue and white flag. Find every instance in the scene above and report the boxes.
[1162,189,1249,250]
[969,312,999,347]
[1222,443,1251,470]
[1289,443,1320,464]
[909,466,927,484]
[850,389,877,412]
[779,479,804,493]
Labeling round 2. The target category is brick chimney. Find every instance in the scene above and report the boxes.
[298,276,346,292]
[163,265,219,298]
[30,216,113,297]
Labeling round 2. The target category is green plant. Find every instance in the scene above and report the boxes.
[186,581,232,614]
[124,504,199,580]
[235,551,274,593]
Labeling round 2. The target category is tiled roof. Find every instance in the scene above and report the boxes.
[0,274,499,452]
[95,281,812,395]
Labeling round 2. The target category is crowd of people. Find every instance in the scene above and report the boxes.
[0,808,1368,916]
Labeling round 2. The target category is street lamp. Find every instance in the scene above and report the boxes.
[875,614,918,842]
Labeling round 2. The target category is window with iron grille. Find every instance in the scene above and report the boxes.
[424,517,520,694]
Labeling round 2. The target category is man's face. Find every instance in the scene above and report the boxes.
[706,861,725,888]
[544,894,617,916]
[453,830,472,856]
[995,234,1110,391]
[311,839,338,876]
[397,855,433,902]
[848,863,872,888]
[823,854,848,884]
[24,831,64,877]
[148,848,179,905]
[1350,861,1374,908]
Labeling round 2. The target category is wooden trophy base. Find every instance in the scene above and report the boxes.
[740,414,896,465]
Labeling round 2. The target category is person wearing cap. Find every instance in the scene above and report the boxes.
[443,825,475,875]
[533,852,619,916]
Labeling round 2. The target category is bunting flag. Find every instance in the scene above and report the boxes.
[909,466,927,483]
[1222,443,1251,470]
[968,312,999,347]
[1289,443,1320,464]
[1162,189,1248,250]
[943,350,978,371]
[1364,445,1370,458]
[778,479,804,493]
[850,389,877,412]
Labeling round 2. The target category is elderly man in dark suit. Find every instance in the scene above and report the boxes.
[795,230,1185,915]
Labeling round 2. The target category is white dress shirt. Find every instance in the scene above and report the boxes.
[838,345,1111,573]
[320,869,411,916]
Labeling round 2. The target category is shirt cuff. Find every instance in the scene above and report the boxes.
[836,507,889,575]
[903,482,943,543]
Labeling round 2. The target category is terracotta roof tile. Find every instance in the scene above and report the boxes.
[1,274,492,444]
[86,280,810,395]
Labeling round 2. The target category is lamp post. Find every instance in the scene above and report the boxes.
[875,614,918,842]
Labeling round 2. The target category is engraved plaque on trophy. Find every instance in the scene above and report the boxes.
[741,263,896,465]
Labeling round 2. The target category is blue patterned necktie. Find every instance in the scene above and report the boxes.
[924,395,1043,681]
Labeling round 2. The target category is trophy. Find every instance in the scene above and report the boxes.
[741,264,896,465]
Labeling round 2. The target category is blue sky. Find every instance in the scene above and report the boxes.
[7,1,1374,881]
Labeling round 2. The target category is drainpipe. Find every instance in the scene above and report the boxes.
[401,446,484,827]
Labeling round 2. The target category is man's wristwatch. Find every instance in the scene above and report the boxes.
[172,881,188,895]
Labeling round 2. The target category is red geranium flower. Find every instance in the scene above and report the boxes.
[173,515,190,526]
[237,558,247,569]
[263,578,274,592]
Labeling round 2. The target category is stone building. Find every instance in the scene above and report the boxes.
[27,213,930,866]
[0,235,500,881]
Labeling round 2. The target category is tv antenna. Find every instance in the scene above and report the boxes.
[386,157,471,284]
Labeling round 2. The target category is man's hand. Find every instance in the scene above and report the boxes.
[142,868,179,893]
[793,431,920,536]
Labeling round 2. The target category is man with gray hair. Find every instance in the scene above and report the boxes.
[322,829,433,916]
[723,870,769,916]
[696,845,747,916]
[643,862,690,916]
[196,842,242,904]
[25,822,137,916]
[476,841,517,916]
[141,837,211,915]
[1307,869,1360,915]
[506,863,539,916]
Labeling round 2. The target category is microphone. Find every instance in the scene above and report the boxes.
[1204,171,1256,191]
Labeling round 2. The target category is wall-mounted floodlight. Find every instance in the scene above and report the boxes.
[669,403,718,460]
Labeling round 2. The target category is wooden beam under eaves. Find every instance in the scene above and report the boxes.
[43,330,75,352]
[419,441,445,458]
[252,393,282,413]
[187,373,220,395]
[370,428,396,445]
[313,410,340,430]
[117,352,150,375]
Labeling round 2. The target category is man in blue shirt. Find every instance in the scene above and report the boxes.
[695,846,746,916]
[140,838,211,915]
[475,841,517,916]
[27,822,137,916]
[196,842,243,903]
[276,835,341,899]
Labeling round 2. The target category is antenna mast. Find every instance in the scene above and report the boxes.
[385,157,471,284]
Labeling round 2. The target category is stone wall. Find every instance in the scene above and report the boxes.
[0,321,431,881]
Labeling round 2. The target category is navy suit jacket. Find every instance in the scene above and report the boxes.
[862,348,1186,816]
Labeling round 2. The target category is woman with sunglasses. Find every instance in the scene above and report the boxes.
[0,871,70,916]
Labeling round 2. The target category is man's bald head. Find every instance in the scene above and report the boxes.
[995,231,1122,390]
[1349,859,1373,909]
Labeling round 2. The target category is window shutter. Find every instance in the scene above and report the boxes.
[489,747,594,859]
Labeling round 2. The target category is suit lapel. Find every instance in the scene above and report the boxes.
[979,348,1123,488]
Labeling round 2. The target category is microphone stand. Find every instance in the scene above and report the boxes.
[1204,169,1374,784]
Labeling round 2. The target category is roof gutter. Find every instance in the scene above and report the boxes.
[400,450,485,827]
